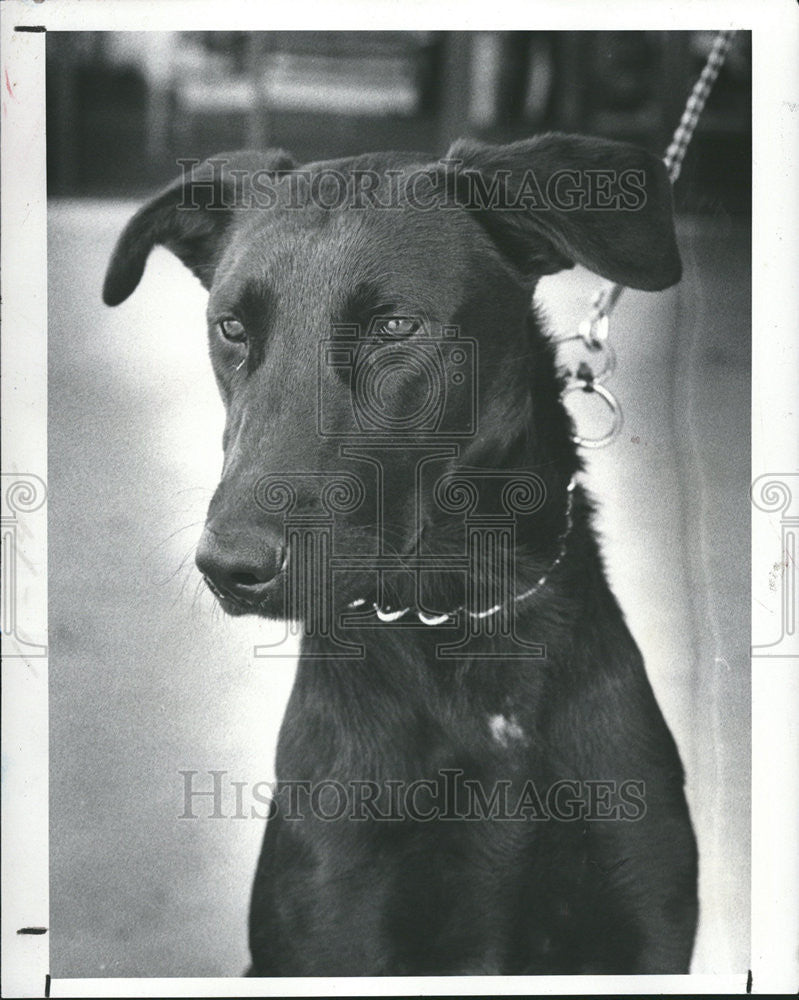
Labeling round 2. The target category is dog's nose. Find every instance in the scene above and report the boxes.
[195,528,286,604]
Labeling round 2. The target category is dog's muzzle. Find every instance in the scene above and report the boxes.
[196,527,288,614]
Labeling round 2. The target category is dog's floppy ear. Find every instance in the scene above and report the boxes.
[443,133,681,291]
[102,149,296,306]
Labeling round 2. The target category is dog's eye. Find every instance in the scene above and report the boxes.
[218,318,247,344]
[377,317,420,338]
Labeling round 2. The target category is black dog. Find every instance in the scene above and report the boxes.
[104,133,697,975]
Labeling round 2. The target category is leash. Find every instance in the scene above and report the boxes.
[560,29,737,448]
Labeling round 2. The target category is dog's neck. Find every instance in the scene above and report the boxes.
[282,478,614,784]
[300,480,594,658]
[345,475,576,627]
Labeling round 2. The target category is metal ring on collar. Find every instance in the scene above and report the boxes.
[563,379,624,449]
[373,604,410,622]
[417,610,452,626]
[556,336,617,385]
[578,310,610,348]
[468,603,502,620]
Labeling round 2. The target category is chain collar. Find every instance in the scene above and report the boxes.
[346,477,576,626]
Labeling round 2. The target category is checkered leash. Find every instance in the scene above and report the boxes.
[563,29,738,448]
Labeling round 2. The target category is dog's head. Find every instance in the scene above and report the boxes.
[103,133,680,620]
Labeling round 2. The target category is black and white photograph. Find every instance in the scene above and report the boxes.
[1,2,797,996]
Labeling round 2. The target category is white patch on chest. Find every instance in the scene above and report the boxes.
[488,713,526,748]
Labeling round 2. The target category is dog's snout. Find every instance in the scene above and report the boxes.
[196,527,286,608]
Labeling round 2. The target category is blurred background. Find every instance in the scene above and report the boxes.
[47,29,751,210]
[47,31,751,980]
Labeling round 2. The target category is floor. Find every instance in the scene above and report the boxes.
[47,201,750,977]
